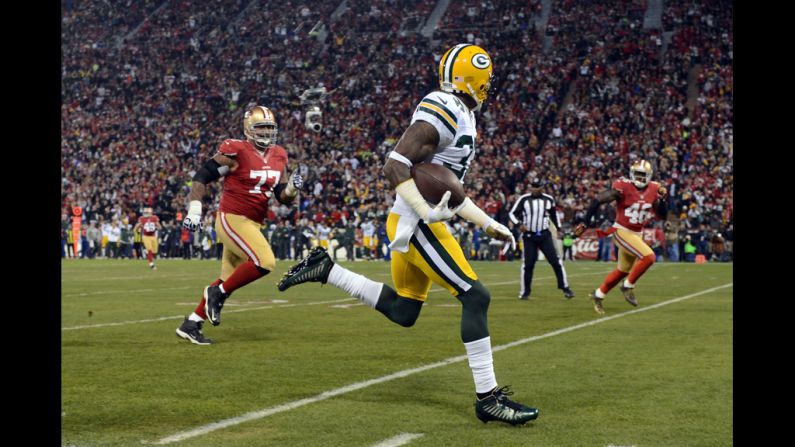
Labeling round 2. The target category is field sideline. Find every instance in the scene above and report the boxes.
[62,259,732,447]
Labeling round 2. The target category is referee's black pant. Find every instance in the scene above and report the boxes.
[519,230,569,297]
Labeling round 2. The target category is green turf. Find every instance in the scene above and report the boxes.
[62,258,732,447]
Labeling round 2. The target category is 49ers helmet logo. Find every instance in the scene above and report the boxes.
[472,53,491,69]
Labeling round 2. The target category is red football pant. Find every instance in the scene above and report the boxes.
[194,279,223,319]
[221,260,268,294]
[627,254,655,285]
[599,269,628,294]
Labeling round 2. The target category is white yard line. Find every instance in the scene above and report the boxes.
[62,270,612,330]
[370,433,425,447]
[150,283,732,444]
[61,298,356,330]
[63,286,194,298]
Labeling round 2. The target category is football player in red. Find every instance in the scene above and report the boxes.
[134,207,161,270]
[574,160,668,314]
[175,105,303,345]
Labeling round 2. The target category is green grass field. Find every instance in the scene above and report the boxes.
[62,258,732,447]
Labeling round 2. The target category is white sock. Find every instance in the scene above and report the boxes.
[188,312,204,323]
[218,284,227,294]
[326,264,383,308]
[623,279,635,289]
[595,288,606,299]
[464,336,498,394]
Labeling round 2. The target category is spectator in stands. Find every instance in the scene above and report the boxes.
[61,0,733,263]
[664,219,680,262]
[108,220,121,259]
[87,221,101,259]
[683,235,696,262]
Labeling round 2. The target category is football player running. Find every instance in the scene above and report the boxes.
[574,160,668,314]
[134,207,161,270]
[277,44,539,425]
[176,105,303,345]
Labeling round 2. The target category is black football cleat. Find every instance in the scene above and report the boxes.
[277,247,334,292]
[175,317,213,345]
[475,386,539,425]
[563,287,575,299]
[620,284,638,306]
[204,285,229,326]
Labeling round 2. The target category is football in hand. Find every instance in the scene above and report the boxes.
[411,163,466,208]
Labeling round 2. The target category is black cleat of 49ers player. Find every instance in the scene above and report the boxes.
[204,285,229,326]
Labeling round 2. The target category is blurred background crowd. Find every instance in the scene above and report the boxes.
[61,0,732,263]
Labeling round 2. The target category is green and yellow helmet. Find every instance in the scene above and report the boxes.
[438,44,494,111]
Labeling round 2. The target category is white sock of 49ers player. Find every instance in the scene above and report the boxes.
[326,264,382,308]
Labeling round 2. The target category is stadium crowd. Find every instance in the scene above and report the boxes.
[62,0,732,263]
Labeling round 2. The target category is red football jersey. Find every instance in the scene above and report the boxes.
[612,178,661,232]
[218,139,288,223]
[139,215,160,236]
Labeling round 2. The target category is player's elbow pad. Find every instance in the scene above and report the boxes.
[193,159,228,184]
[394,179,432,218]
[456,198,494,229]
[274,183,292,205]
[584,199,600,225]
[656,200,668,218]
[587,199,601,214]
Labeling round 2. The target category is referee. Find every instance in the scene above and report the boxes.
[509,178,574,300]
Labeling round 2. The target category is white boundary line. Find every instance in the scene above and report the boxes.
[371,433,425,447]
[61,298,355,331]
[63,286,194,298]
[62,265,615,298]
[61,271,612,331]
[150,283,732,444]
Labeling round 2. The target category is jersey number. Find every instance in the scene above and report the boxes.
[249,170,281,196]
[624,202,653,224]
[442,135,475,180]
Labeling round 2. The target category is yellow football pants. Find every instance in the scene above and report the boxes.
[216,212,276,280]
[387,212,478,301]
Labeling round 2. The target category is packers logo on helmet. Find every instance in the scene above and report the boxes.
[629,160,653,188]
[243,105,278,150]
[439,44,494,111]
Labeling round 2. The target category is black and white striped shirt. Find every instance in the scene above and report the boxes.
[509,193,560,234]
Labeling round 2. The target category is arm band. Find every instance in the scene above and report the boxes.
[188,200,202,216]
[274,183,292,205]
[388,151,414,168]
[192,159,227,184]
[456,197,494,229]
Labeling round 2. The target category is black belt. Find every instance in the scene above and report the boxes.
[523,229,549,238]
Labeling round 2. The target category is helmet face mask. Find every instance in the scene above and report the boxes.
[439,44,493,111]
[244,106,278,149]
[629,160,653,188]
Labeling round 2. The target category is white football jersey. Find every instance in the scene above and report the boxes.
[317,225,331,240]
[361,221,376,237]
[392,91,477,218]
